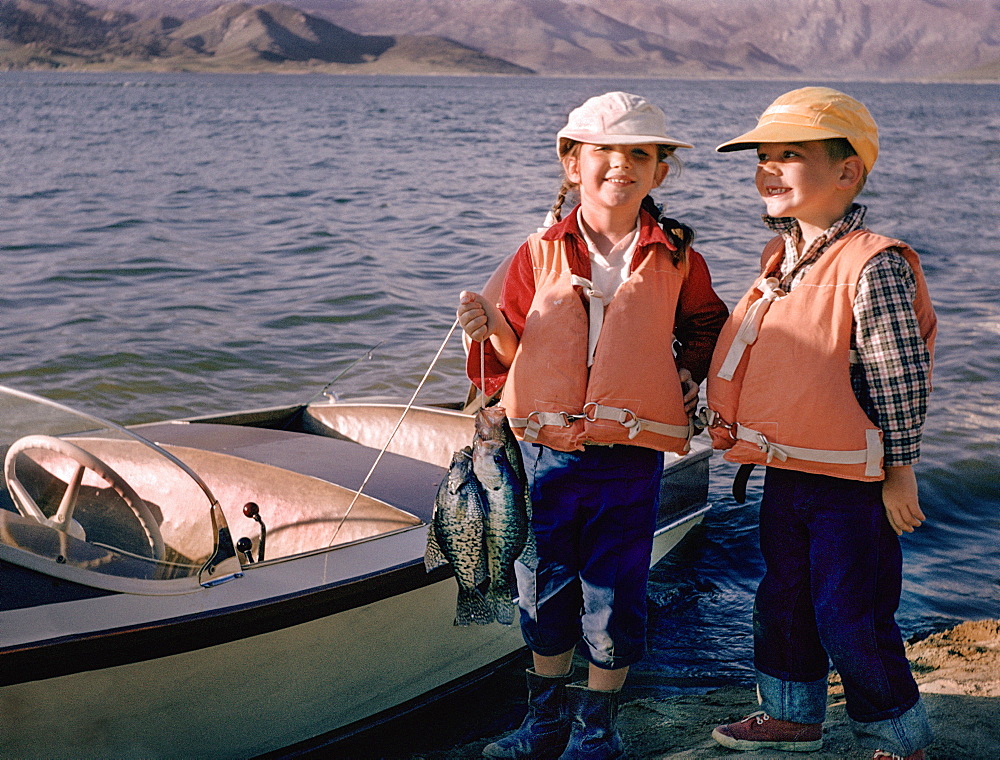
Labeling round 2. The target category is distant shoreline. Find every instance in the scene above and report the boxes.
[2,64,998,85]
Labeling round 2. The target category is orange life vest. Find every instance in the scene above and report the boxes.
[706,230,936,481]
[501,233,692,454]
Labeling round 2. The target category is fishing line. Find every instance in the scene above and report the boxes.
[327,316,461,546]
[479,330,486,410]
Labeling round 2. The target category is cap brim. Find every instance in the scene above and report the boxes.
[715,122,848,153]
[558,129,693,149]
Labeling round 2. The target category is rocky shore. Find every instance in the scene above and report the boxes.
[415,620,1000,760]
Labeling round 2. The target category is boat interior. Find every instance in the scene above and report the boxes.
[0,389,470,591]
[0,388,708,594]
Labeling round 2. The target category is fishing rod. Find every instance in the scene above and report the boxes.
[306,340,385,404]
[280,340,384,431]
[326,318,461,546]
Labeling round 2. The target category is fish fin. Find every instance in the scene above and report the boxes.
[423,528,448,571]
[516,531,538,572]
[454,587,493,626]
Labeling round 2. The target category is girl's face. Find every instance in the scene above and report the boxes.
[563,143,669,216]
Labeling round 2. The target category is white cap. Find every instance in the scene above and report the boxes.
[557,91,693,156]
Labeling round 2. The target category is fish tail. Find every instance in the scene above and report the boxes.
[486,583,516,626]
[455,587,493,626]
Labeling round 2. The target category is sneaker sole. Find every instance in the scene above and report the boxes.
[711,727,823,752]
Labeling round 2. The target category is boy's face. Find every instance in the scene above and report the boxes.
[565,143,669,215]
[754,141,851,227]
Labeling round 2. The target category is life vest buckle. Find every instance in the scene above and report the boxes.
[617,408,639,428]
[752,431,788,463]
[699,408,734,438]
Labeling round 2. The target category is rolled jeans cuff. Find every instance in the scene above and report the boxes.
[757,669,828,724]
[853,697,934,756]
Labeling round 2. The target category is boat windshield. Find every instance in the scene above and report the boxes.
[0,386,238,592]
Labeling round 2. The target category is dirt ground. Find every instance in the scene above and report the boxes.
[417,619,1000,760]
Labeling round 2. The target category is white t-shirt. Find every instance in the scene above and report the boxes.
[577,211,640,305]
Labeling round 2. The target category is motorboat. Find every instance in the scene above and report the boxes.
[0,385,711,758]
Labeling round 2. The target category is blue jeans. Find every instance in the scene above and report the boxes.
[514,443,663,669]
[754,467,933,755]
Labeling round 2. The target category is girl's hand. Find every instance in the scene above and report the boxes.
[678,367,699,416]
[458,291,519,368]
[882,465,926,535]
[457,291,497,342]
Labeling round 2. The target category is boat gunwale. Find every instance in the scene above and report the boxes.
[0,500,713,689]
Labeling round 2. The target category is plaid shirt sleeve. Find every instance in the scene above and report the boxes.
[851,249,932,466]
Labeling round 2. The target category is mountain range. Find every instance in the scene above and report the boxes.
[0,0,532,73]
[1,0,998,79]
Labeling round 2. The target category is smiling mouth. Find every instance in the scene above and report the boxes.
[765,187,789,196]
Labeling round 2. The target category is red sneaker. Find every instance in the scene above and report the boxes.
[712,711,823,751]
[873,751,926,760]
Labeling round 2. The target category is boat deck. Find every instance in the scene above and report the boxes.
[134,421,444,523]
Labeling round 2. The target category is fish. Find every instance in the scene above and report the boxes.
[474,405,537,570]
[474,406,526,485]
[472,437,529,625]
[472,404,539,626]
[424,446,492,626]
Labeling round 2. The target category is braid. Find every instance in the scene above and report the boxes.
[641,194,693,270]
[550,178,576,223]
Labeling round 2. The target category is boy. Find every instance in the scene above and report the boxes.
[704,87,937,760]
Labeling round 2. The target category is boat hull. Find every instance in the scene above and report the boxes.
[0,400,711,758]
[0,510,706,759]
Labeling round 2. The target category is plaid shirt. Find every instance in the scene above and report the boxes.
[764,204,931,466]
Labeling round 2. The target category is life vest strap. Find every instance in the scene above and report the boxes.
[509,404,692,448]
[570,274,604,368]
[734,424,882,477]
[716,277,785,381]
[585,403,692,447]
[509,411,583,442]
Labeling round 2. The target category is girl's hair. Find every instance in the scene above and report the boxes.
[550,140,695,269]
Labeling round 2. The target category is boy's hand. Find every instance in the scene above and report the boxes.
[678,368,699,416]
[457,291,498,342]
[882,465,926,535]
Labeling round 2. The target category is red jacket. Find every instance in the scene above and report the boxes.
[467,207,729,397]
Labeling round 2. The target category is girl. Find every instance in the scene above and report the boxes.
[458,91,727,760]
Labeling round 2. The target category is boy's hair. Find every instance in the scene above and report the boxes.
[550,139,693,267]
[822,137,869,192]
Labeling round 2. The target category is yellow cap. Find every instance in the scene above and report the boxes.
[716,87,879,173]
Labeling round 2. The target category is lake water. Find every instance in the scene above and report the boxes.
[1,73,998,757]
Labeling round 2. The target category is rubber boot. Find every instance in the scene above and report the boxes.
[557,683,625,760]
[482,668,573,759]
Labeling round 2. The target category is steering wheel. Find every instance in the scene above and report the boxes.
[4,434,165,561]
